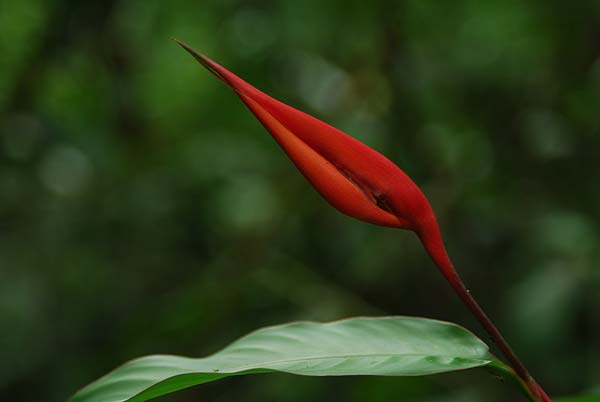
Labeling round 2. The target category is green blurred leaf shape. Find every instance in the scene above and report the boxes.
[69,316,493,402]
[555,396,600,402]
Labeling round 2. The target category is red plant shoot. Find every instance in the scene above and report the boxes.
[176,40,551,402]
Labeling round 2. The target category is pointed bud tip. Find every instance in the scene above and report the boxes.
[174,39,228,84]
[174,39,205,63]
[173,38,192,52]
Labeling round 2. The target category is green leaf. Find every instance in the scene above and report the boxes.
[68,316,493,402]
[555,396,600,402]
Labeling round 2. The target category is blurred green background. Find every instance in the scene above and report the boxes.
[1,0,599,401]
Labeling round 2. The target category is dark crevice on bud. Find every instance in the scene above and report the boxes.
[335,165,395,215]
[373,193,394,214]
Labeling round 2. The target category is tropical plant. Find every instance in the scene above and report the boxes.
[66,41,598,402]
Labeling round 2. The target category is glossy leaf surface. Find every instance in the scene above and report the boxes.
[69,317,493,402]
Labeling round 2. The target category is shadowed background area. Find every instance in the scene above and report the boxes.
[1,1,599,401]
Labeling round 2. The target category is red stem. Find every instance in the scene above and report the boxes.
[416,218,552,402]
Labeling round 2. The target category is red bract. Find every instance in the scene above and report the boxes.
[177,40,447,250]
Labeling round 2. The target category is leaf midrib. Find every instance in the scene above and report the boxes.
[206,352,491,372]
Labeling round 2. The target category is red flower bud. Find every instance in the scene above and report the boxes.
[177,40,453,279]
